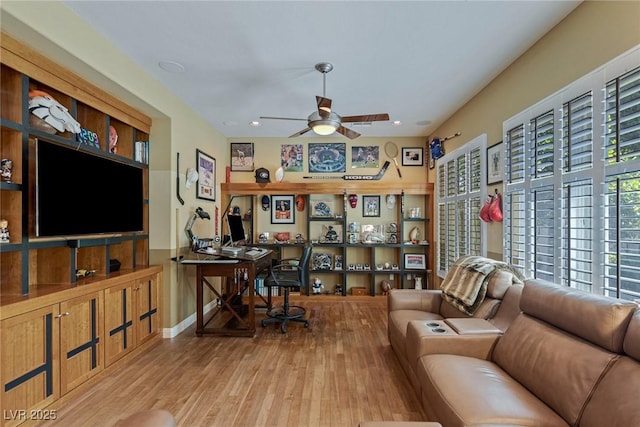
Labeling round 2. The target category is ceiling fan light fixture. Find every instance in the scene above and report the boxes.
[311,120,339,135]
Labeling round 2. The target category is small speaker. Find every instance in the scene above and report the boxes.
[110,259,121,272]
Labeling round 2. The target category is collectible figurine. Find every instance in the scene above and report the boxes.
[0,219,9,243]
[381,280,392,295]
[414,276,423,290]
[334,283,343,295]
[109,125,118,154]
[324,225,338,242]
[312,277,324,294]
[1,159,12,183]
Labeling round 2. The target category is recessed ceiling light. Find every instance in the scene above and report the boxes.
[250,121,261,127]
[158,60,185,73]
[392,120,402,126]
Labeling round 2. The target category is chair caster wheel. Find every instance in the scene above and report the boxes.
[280,324,287,334]
[261,320,267,327]
[304,322,309,328]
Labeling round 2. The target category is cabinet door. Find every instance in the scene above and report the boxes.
[59,291,104,394]
[1,305,60,426]
[134,274,160,345]
[104,283,135,367]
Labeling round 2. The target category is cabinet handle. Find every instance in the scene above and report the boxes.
[55,312,70,318]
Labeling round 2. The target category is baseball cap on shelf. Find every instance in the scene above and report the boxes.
[255,167,270,183]
[261,195,270,211]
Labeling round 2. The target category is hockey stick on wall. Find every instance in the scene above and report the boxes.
[303,161,390,180]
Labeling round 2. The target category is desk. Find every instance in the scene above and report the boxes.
[182,247,273,337]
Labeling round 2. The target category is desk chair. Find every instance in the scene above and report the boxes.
[261,245,312,333]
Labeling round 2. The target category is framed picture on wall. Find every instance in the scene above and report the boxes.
[404,253,426,270]
[196,149,216,201]
[230,142,254,171]
[271,195,295,224]
[487,142,504,184]
[401,147,424,166]
[362,195,380,217]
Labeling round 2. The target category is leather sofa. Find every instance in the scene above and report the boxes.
[392,278,640,426]
[388,268,523,392]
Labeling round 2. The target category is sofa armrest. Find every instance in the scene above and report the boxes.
[388,289,442,312]
[405,320,501,372]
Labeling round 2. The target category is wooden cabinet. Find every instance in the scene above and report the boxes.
[0,305,60,427]
[104,272,161,366]
[59,292,105,395]
[221,182,434,296]
[0,268,161,426]
[0,291,103,427]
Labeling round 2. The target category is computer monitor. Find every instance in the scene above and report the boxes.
[225,214,246,246]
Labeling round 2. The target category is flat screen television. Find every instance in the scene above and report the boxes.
[36,139,144,237]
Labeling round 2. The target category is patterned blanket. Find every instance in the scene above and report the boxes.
[440,255,524,315]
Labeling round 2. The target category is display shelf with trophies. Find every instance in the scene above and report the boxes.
[220,181,433,297]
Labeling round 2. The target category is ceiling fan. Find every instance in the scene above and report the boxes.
[260,62,390,140]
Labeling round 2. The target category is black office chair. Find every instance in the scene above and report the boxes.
[261,245,312,333]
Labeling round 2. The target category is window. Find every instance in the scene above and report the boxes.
[504,46,640,301]
[436,134,486,277]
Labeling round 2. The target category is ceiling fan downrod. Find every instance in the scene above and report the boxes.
[315,62,333,98]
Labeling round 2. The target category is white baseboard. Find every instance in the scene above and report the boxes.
[162,300,217,338]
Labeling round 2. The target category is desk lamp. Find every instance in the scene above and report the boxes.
[185,207,211,251]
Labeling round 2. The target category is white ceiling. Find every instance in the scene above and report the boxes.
[61,1,581,140]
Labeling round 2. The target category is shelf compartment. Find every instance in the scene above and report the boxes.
[109,239,134,270]
[27,79,74,140]
[77,245,108,276]
[135,237,149,268]
[108,118,134,160]
[0,189,22,244]
[0,64,23,124]
[29,246,72,287]
[0,250,23,296]
[1,126,23,185]
[76,101,107,151]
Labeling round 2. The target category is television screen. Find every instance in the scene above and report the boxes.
[36,139,144,237]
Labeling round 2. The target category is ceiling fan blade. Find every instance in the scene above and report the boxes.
[336,126,360,140]
[316,96,332,117]
[260,116,308,121]
[289,127,313,138]
[341,113,390,123]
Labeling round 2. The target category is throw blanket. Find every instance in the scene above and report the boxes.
[440,255,524,315]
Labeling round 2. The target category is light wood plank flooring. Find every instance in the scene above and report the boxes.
[41,296,426,426]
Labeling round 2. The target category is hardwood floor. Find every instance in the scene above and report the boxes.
[41,296,426,426]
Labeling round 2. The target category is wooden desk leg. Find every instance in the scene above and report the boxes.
[248,266,255,333]
[196,267,204,336]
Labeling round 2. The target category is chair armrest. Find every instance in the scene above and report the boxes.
[388,289,442,312]
[406,320,500,371]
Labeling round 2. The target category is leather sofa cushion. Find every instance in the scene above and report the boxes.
[439,297,499,318]
[623,309,640,360]
[493,314,618,425]
[388,289,442,312]
[417,354,568,427]
[485,269,514,299]
[580,356,640,426]
[520,279,637,352]
[488,284,523,332]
